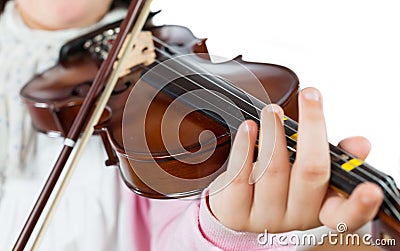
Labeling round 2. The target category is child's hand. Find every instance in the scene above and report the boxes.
[208,87,384,233]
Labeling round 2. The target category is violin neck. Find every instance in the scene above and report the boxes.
[142,59,400,224]
[282,116,400,221]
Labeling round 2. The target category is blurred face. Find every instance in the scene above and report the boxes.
[16,0,113,30]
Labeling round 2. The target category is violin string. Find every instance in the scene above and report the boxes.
[149,39,400,202]
[286,136,400,221]
[141,53,400,220]
[127,36,400,218]
[289,145,400,221]
[148,49,260,121]
[151,37,400,196]
[92,30,397,204]
[150,38,398,192]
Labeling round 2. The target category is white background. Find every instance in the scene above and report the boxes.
[151,0,400,183]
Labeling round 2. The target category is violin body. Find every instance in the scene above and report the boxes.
[21,21,299,198]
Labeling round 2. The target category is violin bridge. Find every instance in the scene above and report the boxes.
[115,31,156,77]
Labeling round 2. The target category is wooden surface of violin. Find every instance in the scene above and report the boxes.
[21,18,299,198]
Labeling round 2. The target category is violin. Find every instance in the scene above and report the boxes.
[15,0,400,250]
[21,17,299,199]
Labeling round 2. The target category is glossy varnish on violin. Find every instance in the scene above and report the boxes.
[21,22,299,198]
[19,16,400,250]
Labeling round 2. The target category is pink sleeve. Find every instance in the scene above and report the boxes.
[131,190,295,250]
[198,190,295,250]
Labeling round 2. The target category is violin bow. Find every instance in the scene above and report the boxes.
[13,0,154,250]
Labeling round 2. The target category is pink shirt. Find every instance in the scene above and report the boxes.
[129,189,295,251]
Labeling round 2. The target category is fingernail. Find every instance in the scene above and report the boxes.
[264,104,284,120]
[303,88,321,101]
[242,122,250,132]
[265,105,276,113]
